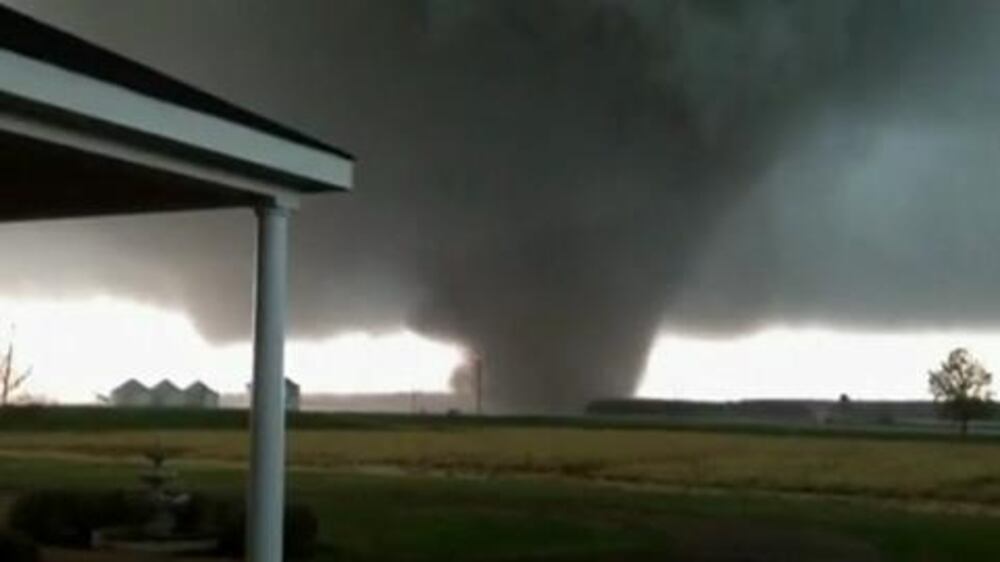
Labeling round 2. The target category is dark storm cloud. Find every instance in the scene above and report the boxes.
[2,1,997,411]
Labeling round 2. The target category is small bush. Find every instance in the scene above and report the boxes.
[217,500,320,559]
[285,504,321,559]
[8,489,319,557]
[86,489,156,530]
[0,531,40,562]
[7,489,154,547]
[173,492,217,535]
[8,490,92,546]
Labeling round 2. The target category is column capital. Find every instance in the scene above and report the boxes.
[254,202,293,218]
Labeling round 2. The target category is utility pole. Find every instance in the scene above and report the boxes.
[0,340,11,406]
[474,354,484,416]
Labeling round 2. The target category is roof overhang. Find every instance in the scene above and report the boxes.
[0,7,353,222]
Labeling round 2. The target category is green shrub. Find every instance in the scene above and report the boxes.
[8,489,319,557]
[8,490,92,546]
[86,489,156,530]
[173,492,217,535]
[7,489,154,547]
[285,504,321,559]
[0,531,40,562]
[216,500,320,559]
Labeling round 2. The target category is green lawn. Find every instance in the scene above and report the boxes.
[1,454,999,561]
[3,407,1000,560]
[4,426,1000,505]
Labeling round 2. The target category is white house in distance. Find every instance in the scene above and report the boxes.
[286,379,301,411]
[151,380,185,407]
[110,379,220,408]
[110,379,152,407]
[185,381,221,408]
[247,378,300,412]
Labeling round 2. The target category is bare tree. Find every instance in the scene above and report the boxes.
[0,325,33,406]
[929,348,994,435]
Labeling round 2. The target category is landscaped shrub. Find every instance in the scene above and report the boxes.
[85,489,156,530]
[8,490,92,546]
[7,489,154,547]
[285,504,321,559]
[173,492,218,535]
[8,488,319,557]
[216,500,320,559]
[0,531,40,562]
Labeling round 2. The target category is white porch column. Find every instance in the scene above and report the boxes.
[248,203,290,562]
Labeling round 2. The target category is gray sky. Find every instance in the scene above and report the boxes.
[4,1,1000,411]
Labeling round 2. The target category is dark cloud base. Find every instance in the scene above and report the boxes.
[3,1,998,411]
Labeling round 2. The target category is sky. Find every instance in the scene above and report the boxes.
[4,1,1000,410]
[8,294,999,404]
[640,328,1000,401]
[2,297,463,403]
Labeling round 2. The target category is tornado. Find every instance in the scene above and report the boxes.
[0,0,990,412]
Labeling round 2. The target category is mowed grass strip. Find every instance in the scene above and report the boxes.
[2,428,1000,504]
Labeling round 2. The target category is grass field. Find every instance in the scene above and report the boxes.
[3,426,1000,504]
[1,407,1000,560]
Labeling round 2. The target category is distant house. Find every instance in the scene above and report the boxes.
[110,379,152,407]
[150,380,186,407]
[247,378,301,412]
[109,379,219,409]
[286,379,301,412]
[184,381,220,408]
